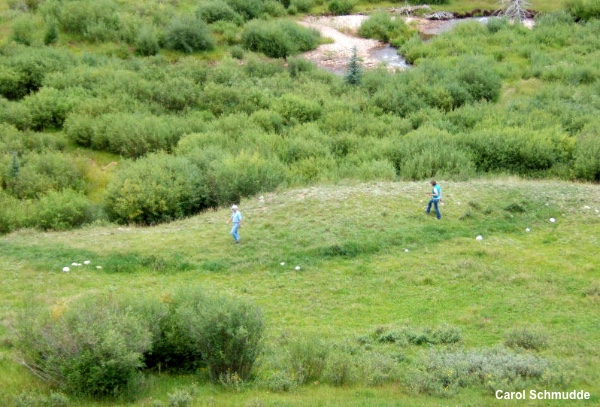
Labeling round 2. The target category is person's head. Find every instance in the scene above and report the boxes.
[430,180,437,186]
[231,205,238,211]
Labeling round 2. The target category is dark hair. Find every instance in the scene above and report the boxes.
[430,180,437,185]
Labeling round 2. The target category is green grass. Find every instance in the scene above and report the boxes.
[0,179,598,405]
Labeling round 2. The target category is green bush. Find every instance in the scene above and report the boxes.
[388,128,476,180]
[358,12,408,43]
[197,294,265,382]
[12,294,152,397]
[65,113,205,158]
[165,17,215,53]
[286,337,329,384]
[287,56,315,78]
[105,153,206,225]
[565,0,600,20]
[13,391,69,407]
[135,26,160,57]
[573,121,600,181]
[5,151,85,199]
[44,20,59,45]
[32,189,95,231]
[241,19,320,58]
[327,0,354,15]
[225,0,264,20]
[0,190,29,234]
[290,0,314,12]
[0,124,66,155]
[208,151,286,205]
[200,83,268,116]
[230,45,244,59]
[275,94,322,124]
[263,0,287,17]
[0,99,32,130]
[148,287,264,382]
[455,57,502,103]
[22,87,82,130]
[323,350,357,386]
[53,0,120,42]
[196,0,242,24]
[408,347,566,397]
[11,15,37,46]
[250,109,285,134]
[0,46,73,100]
[505,328,548,351]
[461,127,564,175]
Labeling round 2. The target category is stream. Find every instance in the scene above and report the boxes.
[301,15,533,74]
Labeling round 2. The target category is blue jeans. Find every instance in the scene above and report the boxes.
[231,223,240,242]
[427,198,441,219]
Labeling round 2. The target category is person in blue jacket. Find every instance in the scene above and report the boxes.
[227,204,242,243]
[426,180,442,219]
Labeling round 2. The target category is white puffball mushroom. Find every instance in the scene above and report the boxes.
[476,235,483,241]
[295,266,301,271]
[404,248,409,253]
[96,266,102,269]
[549,218,556,223]
[526,228,531,232]
[83,260,91,265]
[62,267,70,272]
[280,262,285,266]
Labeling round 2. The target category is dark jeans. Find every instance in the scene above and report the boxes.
[427,198,441,219]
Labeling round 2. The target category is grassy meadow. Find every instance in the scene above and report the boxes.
[1,179,599,405]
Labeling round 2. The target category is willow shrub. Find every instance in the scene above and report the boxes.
[5,151,85,199]
[12,294,152,397]
[207,151,286,206]
[51,0,121,42]
[275,94,322,124]
[196,0,242,24]
[241,19,320,58]
[0,46,73,100]
[565,0,600,21]
[33,189,96,231]
[65,113,206,158]
[379,128,476,180]
[10,15,38,46]
[358,11,411,44]
[105,153,206,225]
[22,87,84,131]
[573,121,600,181]
[142,286,265,382]
[200,82,270,116]
[0,190,30,234]
[225,0,264,20]
[135,26,160,57]
[461,127,567,175]
[164,16,215,53]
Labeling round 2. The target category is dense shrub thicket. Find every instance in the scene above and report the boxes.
[241,19,320,58]
[0,6,599,232]
[12,288,265,396]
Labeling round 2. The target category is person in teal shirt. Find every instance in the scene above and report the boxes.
[426,180,442,219]
[227,205,242,243]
